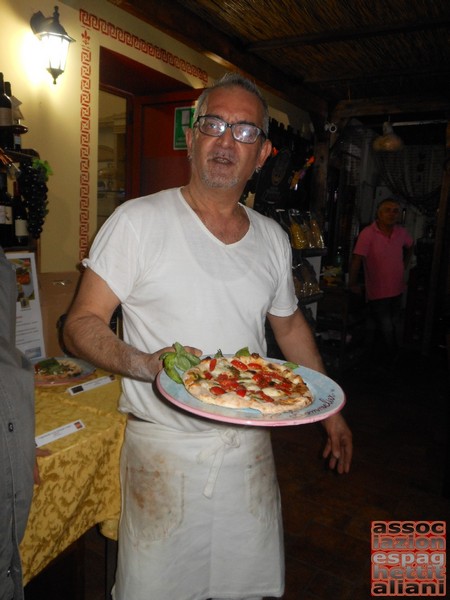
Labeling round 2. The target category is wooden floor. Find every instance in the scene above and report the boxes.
[25,345,449,600]
[271,346,449,599]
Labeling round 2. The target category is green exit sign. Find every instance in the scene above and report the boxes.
[174,107,195,150]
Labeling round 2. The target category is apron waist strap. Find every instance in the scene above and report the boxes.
[196,429,241,498]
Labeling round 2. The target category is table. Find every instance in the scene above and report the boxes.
[20,371,126,585]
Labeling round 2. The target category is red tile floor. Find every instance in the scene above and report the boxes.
[25,346,449,600]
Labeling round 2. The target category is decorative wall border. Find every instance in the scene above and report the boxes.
[79,9,208,84]
[79,28,92,261]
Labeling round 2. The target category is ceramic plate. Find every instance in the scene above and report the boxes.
[156,358,345,426]
[34,357,96,387]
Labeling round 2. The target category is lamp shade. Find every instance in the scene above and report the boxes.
[30,6,75,84]
[373,122,404,152]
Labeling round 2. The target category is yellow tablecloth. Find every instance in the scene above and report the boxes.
[20,372,126,585]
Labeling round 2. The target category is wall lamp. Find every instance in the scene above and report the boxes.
[30,6,75,84]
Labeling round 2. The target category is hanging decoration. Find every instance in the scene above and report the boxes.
[18,158,52,239]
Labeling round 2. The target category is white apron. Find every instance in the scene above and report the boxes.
[112,420,284,600]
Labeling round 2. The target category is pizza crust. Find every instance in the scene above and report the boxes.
[182,354,313,415]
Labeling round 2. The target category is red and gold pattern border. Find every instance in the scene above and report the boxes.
[79,9,208,85]
[77,8,208,260]
[79,27,92,261]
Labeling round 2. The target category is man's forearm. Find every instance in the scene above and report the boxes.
[63,314,157,381]
[271,311,326,374]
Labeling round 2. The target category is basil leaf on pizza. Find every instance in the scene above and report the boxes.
[159,343,201,383]
[181,352,313,415]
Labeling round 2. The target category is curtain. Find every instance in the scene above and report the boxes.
[374,145,445,214]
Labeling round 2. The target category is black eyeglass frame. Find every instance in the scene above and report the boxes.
[194,115,267,144]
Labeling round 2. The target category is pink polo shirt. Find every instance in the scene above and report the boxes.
[353,222,413,301]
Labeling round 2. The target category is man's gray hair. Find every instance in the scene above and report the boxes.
[193,72,269,137]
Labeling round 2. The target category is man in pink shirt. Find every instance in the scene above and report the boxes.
[349,198,413,363]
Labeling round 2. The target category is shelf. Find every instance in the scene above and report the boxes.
[3,244,35,253]
[292,247,328,260]
[0,148,40,163]
[297,292,324,306]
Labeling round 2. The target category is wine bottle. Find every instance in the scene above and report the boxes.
[13,181,28,246]
[4,81,12,110]
[5,82,28,150]
[0,172,14,247]
[0,73,14,150]
[12,123,28,151]
[334,245,344,282]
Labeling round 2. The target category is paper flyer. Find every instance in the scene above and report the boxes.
[6,251,46,361]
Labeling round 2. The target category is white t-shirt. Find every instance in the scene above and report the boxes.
[84,187,297,430]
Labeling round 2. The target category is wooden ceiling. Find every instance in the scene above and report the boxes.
[109,0,450,136]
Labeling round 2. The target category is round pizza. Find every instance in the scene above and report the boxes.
[34,357,82,381]
[182,353,313,415]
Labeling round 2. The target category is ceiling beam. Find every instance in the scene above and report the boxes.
[107,0,328,118]
[305,65,450,86]
[332,95,450,120]
[246,17,450,51]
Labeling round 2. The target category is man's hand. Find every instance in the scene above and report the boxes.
[322,412,353,474]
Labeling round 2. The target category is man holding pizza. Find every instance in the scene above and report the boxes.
[64,73,352,600]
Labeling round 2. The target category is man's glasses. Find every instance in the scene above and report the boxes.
[194,115,266,144]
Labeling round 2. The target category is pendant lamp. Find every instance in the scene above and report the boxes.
[373,121,404,152]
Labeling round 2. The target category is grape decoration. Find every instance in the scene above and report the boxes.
[18,158,52,239]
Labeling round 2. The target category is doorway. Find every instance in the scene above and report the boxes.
[97,47,201,227]
[97,90,126,229]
